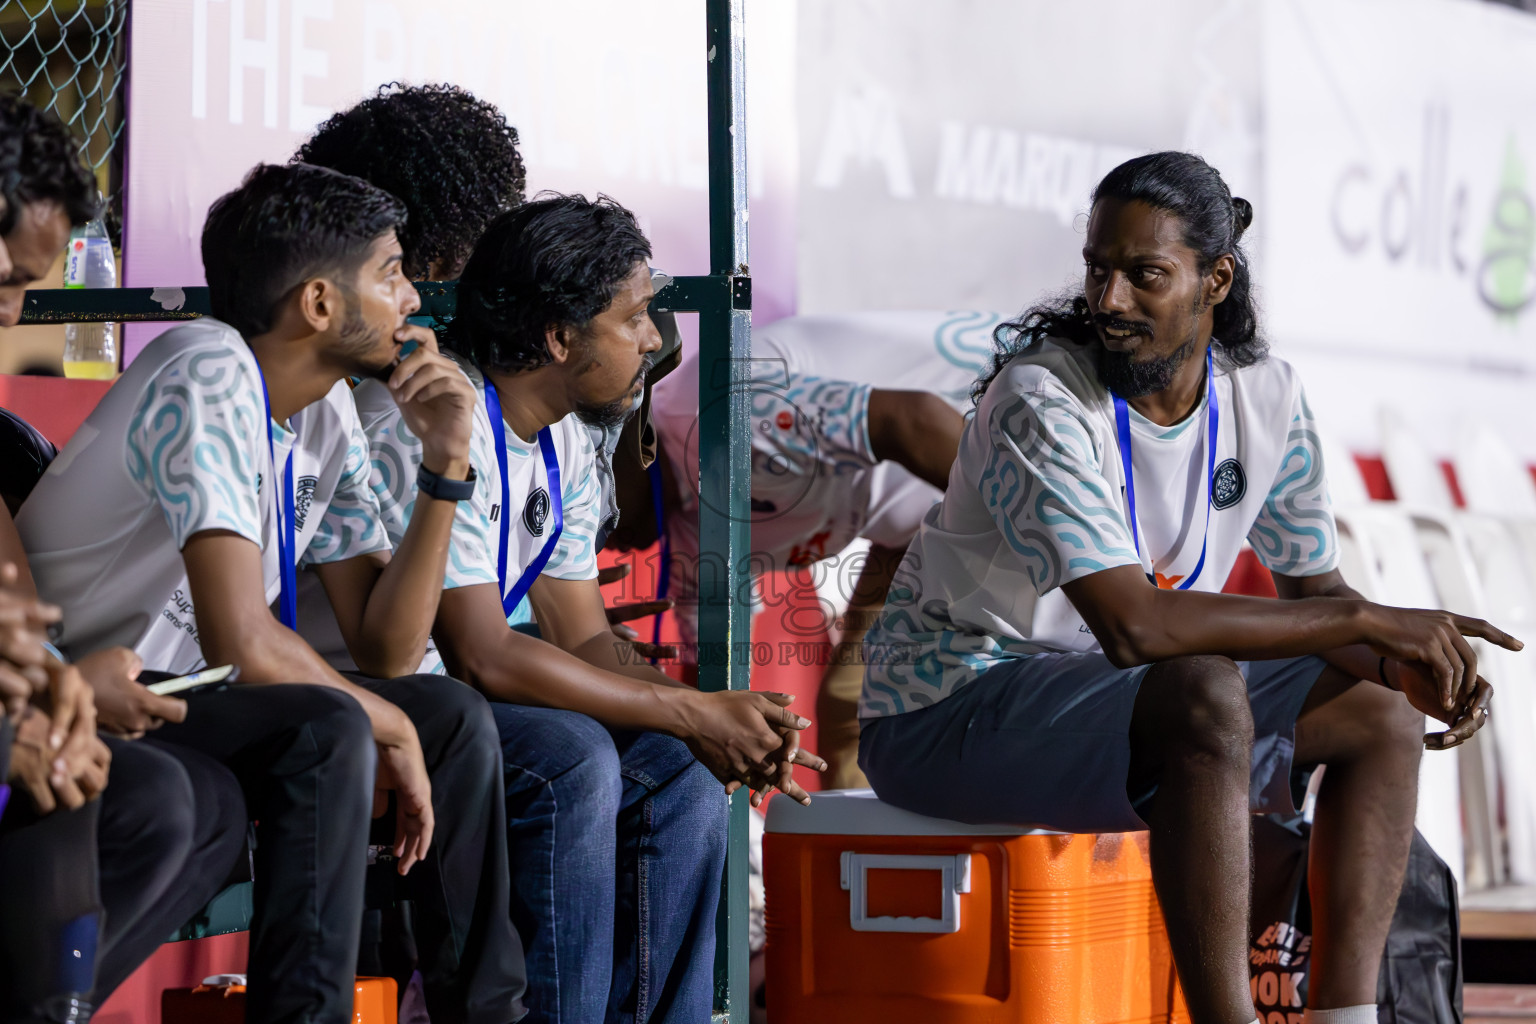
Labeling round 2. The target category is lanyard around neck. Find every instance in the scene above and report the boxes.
[483,377,564,618]
[1111,349,1219,591]
[256,365,298,629]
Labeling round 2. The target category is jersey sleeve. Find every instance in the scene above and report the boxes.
[755,373,878,472]
[1247,386,1340,577]
[978,384,1141,593]
[302,421,392,566]
[365,394,499,590]
[541,427,601,582]
[124,347,265,549]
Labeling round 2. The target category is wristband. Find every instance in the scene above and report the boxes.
[1378,656,1395,690]
[417,463,477,502]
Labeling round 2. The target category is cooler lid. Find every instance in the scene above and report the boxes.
[765,788,1061,837]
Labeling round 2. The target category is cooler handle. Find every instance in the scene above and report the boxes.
[839,852,971,933]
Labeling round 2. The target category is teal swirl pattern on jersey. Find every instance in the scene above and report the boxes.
[931,310,1002,404]
[862,384,1142,717]
[1246,389,1338,576]
[979,389,1139,589]
[751,373,876,480]
[125,347,265,549]
[366,391,498,590]
[303,426,390,566]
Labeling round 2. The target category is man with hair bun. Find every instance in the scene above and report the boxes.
[860,151,1520,1024]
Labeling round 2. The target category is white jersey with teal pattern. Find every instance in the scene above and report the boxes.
[19,318,391,674]
[861,338,1338,719]
[347,352,602,673]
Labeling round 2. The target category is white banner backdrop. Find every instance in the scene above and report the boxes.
[1263,0,1536,460]
[796,0,1536,457]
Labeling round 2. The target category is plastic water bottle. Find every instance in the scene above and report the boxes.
[62,208,117,380]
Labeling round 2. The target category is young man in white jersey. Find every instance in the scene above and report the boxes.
[349,194,820,1024]
[18,163,526,1024]
[860,152,1522,1024]
[626,317,968,787]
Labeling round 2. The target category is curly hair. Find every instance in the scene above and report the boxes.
[202,163,406,339]
[976,151,1264,401]
[444,193,651,374]
[295,83,526,280]
[0,92,99,234]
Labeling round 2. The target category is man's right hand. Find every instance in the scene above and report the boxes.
[670,688,818,790]
[76,646,188,739]
[10,704,110,813]
[1361,604,1521,714]
[374,719,435,876]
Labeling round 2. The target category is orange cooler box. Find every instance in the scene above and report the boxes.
[162,975,398,1023]
[764,789,1188,1023]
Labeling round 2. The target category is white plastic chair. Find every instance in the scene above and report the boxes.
[1321,426,1470,884]
[1379,409,1536,887]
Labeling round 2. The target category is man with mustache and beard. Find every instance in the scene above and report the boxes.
[352,193,823,1024]
[19,162,527,1024]
[858,152,1521,1024]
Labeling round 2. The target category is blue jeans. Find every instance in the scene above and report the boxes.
[491,704,726,1024]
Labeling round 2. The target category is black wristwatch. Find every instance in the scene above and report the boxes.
[417,463,477,502]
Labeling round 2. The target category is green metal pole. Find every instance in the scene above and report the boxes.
[699,0,752,1020]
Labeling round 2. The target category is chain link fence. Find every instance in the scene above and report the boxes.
[0,0,129,243]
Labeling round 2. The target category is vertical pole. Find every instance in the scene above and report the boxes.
[699,0,751,1021]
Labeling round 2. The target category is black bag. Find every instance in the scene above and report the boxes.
[1248,815,1462,1023]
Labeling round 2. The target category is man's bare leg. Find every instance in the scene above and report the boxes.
[818,543,904,789]
[1293,668,1422,1009]
[1129,655,1258,1024]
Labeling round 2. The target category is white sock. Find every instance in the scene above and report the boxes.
[1302,1006,1377,1024]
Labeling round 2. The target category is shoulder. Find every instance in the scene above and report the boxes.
[1225,352,1304,423]
[135,319,258,392]
[977,339,1104,428]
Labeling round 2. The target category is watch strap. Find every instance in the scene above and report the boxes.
[417,463,477,502]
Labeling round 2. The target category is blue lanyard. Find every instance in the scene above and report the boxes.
[1111,349,1218,591]
[256,365,298,629]
[483,378,563,618]
[648,460,670,655]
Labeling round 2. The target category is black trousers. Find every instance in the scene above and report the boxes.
[152,683,377,1024]
[0,733,243,1022]
[0,775,99,1023]
[346,674,527,1024]
[93,737,248,999]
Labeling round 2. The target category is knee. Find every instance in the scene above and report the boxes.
[1358,684,1426,764]
[118,753,199,865]
[500,708,621,818]
[303,687,377,776]
[1141,656,1255,767]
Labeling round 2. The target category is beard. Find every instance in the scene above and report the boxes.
[331,288,398,382]
[1095,333,1196,399]
[574,358,652,432]
[1092,299,1204,399]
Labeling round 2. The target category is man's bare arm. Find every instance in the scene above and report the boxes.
[866,388,963,491]
[1063,563,1519,706]
[530,575,683,687]
[183,530,413,742]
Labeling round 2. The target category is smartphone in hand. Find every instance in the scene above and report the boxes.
[146,664,239,697]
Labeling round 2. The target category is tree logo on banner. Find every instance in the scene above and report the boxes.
[1479,135,1536,320]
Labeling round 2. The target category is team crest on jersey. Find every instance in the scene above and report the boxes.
[523,487,551,536]
[1212,459,1246,510]
[293,475,319,531]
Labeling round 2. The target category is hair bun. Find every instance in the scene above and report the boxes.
[1232,196,1254,236]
